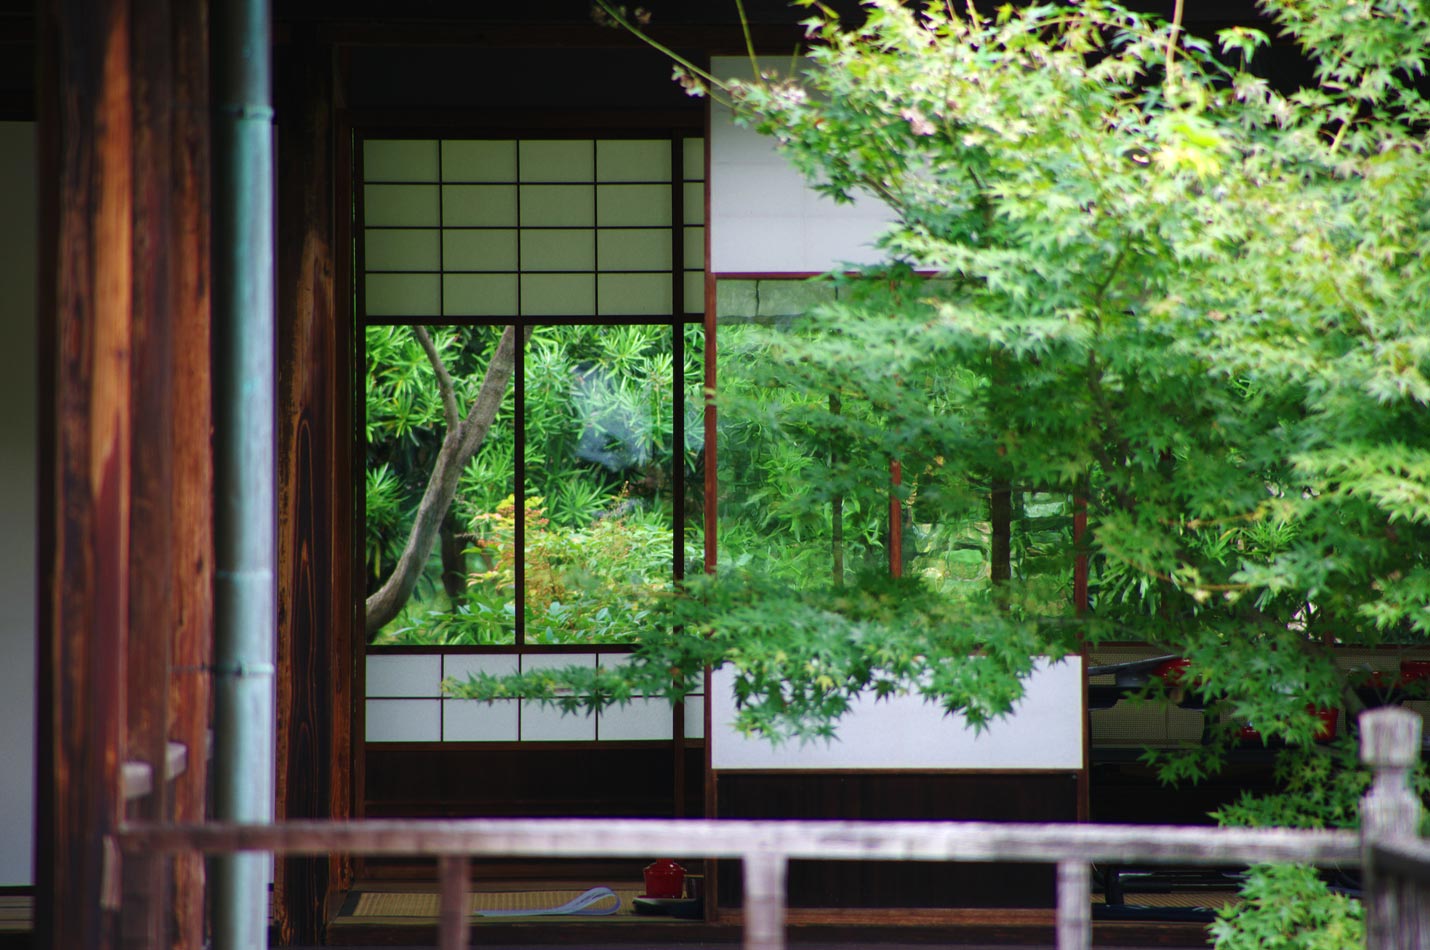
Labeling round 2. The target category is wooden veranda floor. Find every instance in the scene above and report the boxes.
[0,887,1230,948]
[322,879,1228,948]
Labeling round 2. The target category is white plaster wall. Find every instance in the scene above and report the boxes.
[0,121,37,886]
[710,56,895,274]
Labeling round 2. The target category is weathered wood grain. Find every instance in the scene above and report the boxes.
[117,816,1362,866]
[1372,840,1430,883]
[1055,860,1090,950]
[742,851,787,950]
[437,856,468,950]
[274,27,346,947]
[39,2,135,948]
[123,1,177,944]
[166,1,213,945]
[1362,708,1426,950]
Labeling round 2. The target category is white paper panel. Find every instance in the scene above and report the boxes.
[444,229,518,271]
[521,701,597,741]
[521,229,595,271]
[683,271,705,314]
[366,699,441,742]
[365,184,439,227]
[682,227,704,269]
[599,698,673,741]
[521,273,594,315]
[521,140,594,182]
[444,699,520,742]
[597,140,671,182]
[366,274,439,316]
[520,185,594,227]
[522,653,598,674]
[598,229,673,271]
[442,140,517,182]
[597,184,671,227]
[710,657,1083,770]
[683,182,704,226]
[443,185,518,227]
[365,140,438,182]
[683,137,705,181]
[596,652,632,672]
[366,228,440,271]
[445,274,518,316]
[684,694,705,739]
[598,273,671,315]
[710,56,893,274]
[519,654,598,740]
[366,654,442,697]
[444,654,520,680]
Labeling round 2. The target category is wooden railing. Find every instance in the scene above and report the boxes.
[1360,708,1429,949]
[114,708,1428,950]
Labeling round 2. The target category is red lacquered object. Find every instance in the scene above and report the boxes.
[1400,659,1430,686]
[643,859,686,899]
[1153,657,1191,685]
[1237,706,1338,744]
[1313,706,1339,739]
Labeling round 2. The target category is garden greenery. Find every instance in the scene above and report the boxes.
[436,0,1430,941]
[460,0,1430,744]
[366,323,700,645]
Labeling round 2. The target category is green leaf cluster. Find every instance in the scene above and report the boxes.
[1209,863,1363,950]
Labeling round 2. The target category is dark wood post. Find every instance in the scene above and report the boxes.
[1360,707,1423,949]
[274,27,351,946]
[39,2,213,946]
[167,1,214,946]
[438,855,470,950]
[122,0,177,942]
[36,1,136,947]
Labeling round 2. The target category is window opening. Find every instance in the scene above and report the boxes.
[361,134,705,657]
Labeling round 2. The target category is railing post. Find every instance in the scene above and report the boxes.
[1057,860,1091,950]
[438,855,468,950]
[1360,707,1423,950]
[743,851,788,950]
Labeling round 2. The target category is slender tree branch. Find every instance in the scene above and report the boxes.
[592,1,730,103]
[1165,0,1185,88]
[414,325,459,431]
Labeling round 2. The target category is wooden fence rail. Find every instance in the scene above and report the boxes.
[113,708,1428,950]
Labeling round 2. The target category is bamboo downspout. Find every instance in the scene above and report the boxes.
[210,0,275,946]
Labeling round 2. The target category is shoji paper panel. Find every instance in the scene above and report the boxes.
[711,657,1083,770]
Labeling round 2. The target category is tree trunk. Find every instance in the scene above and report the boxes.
[440,513,467,603]
[365,325,530,638]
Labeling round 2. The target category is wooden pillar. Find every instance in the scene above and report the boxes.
[1055,860,1091,950]
[438,856,470,950]
[36,1,135,947]
[122,0,177,944]
[742,852,788,950]
[274,28,351,946]
[38,1,212,946]
[167,1,213,945]
[1361,707,1424,949]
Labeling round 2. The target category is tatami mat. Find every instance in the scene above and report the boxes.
[350,887,642,919]
[1094,891,1240,909]
[0,896,31,934]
